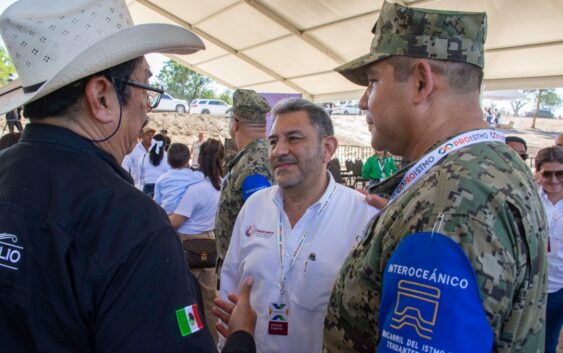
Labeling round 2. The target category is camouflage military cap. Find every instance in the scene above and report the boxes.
[336,0,487,86]
[226,89,271,122]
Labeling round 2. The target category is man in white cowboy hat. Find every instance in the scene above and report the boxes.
[0,1,256,352]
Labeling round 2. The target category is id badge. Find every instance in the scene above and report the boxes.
[268,301,289,335]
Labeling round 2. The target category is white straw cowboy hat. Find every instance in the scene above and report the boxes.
[0,0,205,115]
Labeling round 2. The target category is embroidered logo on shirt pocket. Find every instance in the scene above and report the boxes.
[245,225,274,238]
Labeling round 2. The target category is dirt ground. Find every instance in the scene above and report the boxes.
[142,113,561,158]
[146,111,230,146]
[2,112,560,156]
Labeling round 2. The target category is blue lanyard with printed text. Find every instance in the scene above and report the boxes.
[388,129,505,204]
[276,184,337,295]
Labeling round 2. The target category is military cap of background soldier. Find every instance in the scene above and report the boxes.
[227,89,271,123]
[336,0,487,86]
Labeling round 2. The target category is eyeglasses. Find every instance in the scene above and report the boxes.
[120,79,164,110]
[519,153,528,161]
[541,170,563,180]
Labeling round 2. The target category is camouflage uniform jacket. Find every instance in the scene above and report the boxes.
[323,138,547,353]
[215,138,273,267]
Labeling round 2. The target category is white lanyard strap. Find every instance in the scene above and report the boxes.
[277,184,337,293]
[389,129,505,204]
[376,157,383,178]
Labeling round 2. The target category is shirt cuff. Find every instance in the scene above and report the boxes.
[221,331,256,353]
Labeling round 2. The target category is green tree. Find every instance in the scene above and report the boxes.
[218,89,233,105]
[199,88,216,99]
[529,89,562,128]
[540,89,563,108]
[156,60,212,110]
[0,47,16,86]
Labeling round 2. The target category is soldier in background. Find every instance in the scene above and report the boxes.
[223,137,239,171]
[215,89,274,272]
[323,2,547,353]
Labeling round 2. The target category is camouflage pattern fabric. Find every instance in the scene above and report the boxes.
[215,139,274,271]
[336,1,487,86]
[226,89,271,123]
[323,139,547,353]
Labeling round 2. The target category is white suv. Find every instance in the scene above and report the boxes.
[153,93,189,113]
[190,99,230,115]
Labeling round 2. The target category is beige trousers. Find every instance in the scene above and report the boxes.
[180,231,219,344]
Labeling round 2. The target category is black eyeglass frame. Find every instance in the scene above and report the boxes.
[119,79,164,109]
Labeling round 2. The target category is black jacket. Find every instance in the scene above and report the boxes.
[0,124,220,352]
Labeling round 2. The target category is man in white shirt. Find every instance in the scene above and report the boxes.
[122,125,155,187]
[220,98,378,353]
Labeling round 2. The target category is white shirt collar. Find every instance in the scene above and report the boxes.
[273,171,336,212]
[540,187,563,209]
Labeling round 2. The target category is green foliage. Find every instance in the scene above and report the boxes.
[524,89,563,109]
[155,59,235,112]
[0,47,16,86]
[200,88,216,99]
[540,89,563,108]
[218,89,233,105]
[156,60,211,104]
[528,89,562,126]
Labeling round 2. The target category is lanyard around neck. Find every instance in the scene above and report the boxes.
[388,129,505,204]
[276,184,337,294]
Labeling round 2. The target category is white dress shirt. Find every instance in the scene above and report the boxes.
[542,189,563,293]
[175,177,220,235]
[220,174,379,353]
[121,142,147,187]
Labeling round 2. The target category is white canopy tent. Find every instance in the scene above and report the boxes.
[127,0,563,102]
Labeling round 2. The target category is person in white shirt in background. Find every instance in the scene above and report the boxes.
[192,132,205,169]
[219,98,379,353]
[138,134,170,197]
[169,138,225,344]
[122,125,154,187]
[154,143,203,214]
[537,146,563,353]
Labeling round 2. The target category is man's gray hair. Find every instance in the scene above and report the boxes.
[272,98,334,138]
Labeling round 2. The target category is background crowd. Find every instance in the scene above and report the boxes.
[0,1,562,353]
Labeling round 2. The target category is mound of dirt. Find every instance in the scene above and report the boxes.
[147,112,372,147]
[147,112,230,146]
[146,113,561,154]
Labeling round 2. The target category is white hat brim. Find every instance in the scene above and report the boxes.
[0,23,204,115]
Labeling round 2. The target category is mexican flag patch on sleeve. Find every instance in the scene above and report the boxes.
[176,304,204,337]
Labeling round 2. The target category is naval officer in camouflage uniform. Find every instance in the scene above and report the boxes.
[323,2,547,353]
[216,89,274,271]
